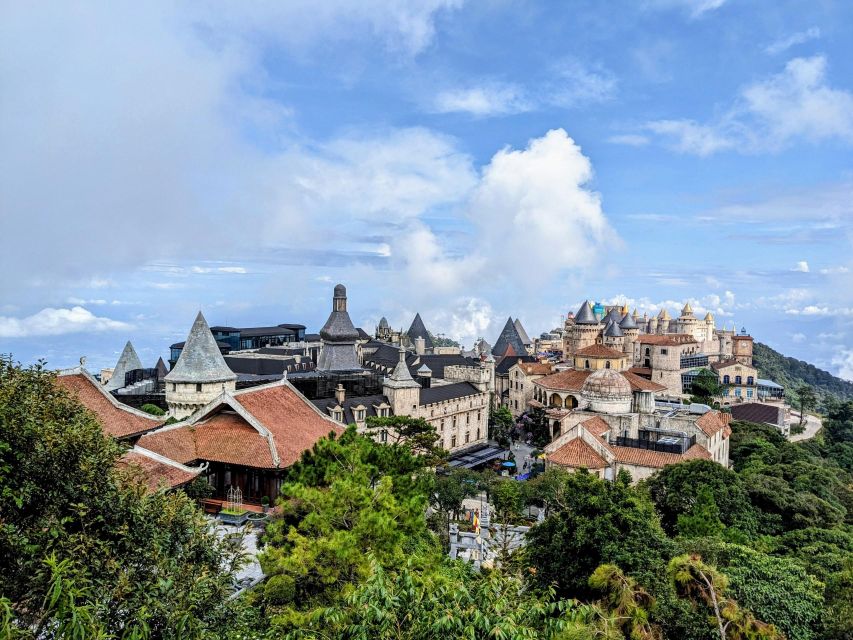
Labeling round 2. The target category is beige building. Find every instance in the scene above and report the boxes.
[711,359,759,404]
[507,360,554,416]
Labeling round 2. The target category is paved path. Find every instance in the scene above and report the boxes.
[789,412,822,442]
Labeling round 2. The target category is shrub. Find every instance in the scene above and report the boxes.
[140,403,166,416]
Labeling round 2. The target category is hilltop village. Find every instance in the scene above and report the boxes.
[58,284,787,501]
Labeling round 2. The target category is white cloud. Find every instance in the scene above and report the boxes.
[551,59,617,107]
[607,134,650,147]
[832,350,853,381]
[644,0,727,19]
[641,56,853,155]
[791,332,806,343]
[0,306,131,338]
[792,261,810,273]
[190,266,248,274]
[820,266,850,274]
[432,83,531,116]
[765,27,821,56]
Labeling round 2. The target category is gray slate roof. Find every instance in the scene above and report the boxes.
[407,313,434,350]
[105,341,144,391]
[385,346,421,389]
[619,313,638,330]
[574,301,598,325]
[603,321,624,337]
[514,319,532,345]
[312,393,390,424]
[491,317,528,357]
[165,312,237,383]
[420,382,482,405]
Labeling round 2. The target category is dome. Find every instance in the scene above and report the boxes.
[333,284,346,297]
[582,369,632,414]
[378,316,389,329]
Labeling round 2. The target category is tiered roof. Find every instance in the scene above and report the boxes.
[118,448,201,490]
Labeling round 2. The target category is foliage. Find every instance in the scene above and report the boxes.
[428,468,479,548]
[363,414,446,464]
[490,404,515,446]
[516,407,553,448]
[140,402,166,416]
[752,342,853,408]
[796,385,817,425]
[645,460,758,538]
[0,358,245,638]
[691,369,721,402]
[182,475,214,502]
[677,487,726,539]
[588,564,660,640]
[526,469,674,599]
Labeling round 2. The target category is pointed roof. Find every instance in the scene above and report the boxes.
[378,316,389,329]
[658,309,671,320]
[704,312,714,322]
[385,346,421,389]
[632,308,640,319]
[574,301,598,325]
[603,321,624,337]
[619,312,638,330]
[682,302,693,315]
[165,312,237,384]
[105,341,143,391]
[417,364,432,374]
[406,313,434,350]
[319,284,359,343]
[492,317,528,357]
[606,308,622,324]
[154,357,168,381]
[514,318,532,345]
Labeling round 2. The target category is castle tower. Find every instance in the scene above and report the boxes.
[492,317,528,358]
[165,312,237,419]
[648,314,658,335]
[732,329,754,366]
[561,311,576,355]
[383,345,421,417]
[317,284,361,371]
[703,312,715,344]
[619,312,639,357]
[678,302,699,339]
[570,301,601,358]
[376,316,391,341]
[104,340,143,391]
[657,309,671,334]
[602,319,625,352]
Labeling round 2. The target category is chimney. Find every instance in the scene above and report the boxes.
[415,335,426,355]
[335,383,346,405]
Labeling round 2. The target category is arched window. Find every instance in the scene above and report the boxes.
[747,376,754,385]
[735,375,742,384]
[585,359,590,369]
[605,360,611,369]
[723,375,730,384]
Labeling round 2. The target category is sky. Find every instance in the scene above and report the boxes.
[2,1,853,379]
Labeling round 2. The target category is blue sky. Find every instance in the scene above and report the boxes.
[2,1,853,379]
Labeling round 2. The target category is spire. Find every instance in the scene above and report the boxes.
[385,345,420,389]
[574,301,598,325]
[406,313,433,350]
[492,317,527,357]
[681,302,693,316]
[154,357,168,381]
[317,284,361,370]
[105,340,144,391]
[658,308,670,320]
[704,312,715,323]
[619,312,638,330]
[514,318,532,345]
[166,312,236,383]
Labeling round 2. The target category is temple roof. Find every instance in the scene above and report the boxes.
[165,312,237,384]
[492,317,528,357]
[105,341,143,391]
[406,313,434,350]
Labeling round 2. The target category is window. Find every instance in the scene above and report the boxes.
[747,389,753,398]
[723,388,730,397]
[645,347,650,356]
[585,359,590,369]
[660,348,668,355]
[723,375,730,384]
[451,435,457,448]
[465,431,470,444]
[380,429,388,443]
[735,376,742,384]
[605,361,611,369]
[172,383,176,392]
[196,383,202,392]
[466,414,470,424]
[476,428,481,440]
[747,376,754,385]
[735,388,742,397]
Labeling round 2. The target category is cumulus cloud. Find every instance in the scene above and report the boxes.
[0,307,131,338]
[792,261,810,273]
[765,27,821,56]
[640,56,853,154]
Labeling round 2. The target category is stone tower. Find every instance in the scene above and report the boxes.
[619,311,639,357]
[165,312,237,419]
[732,329,754,366]
[383,345,421,417]
[602,318,625,352]
[569,301,601,358]
[104,340,143,391]
[678,302,699,339]
[317,284,361,371]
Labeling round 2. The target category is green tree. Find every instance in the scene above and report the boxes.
[490,404,515,447]
[677,487,726,539]
[796,385,817,426]
[526,469,673,599]
[588,564,661,640]
[429,468,479,548]
[691,369,721,402]
[140,402,166,416]
[668,554,782,640]
[0,359,244,638]
[363,414,446,464]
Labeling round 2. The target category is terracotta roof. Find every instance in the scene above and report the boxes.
[637,334,697,346]
[536,369,592,391]
[118,449,200,491]
[612,443,711,468]
[581,415,611,437]
[517,362,554,376]
[628,366,652,376]
[695,411,727,437]
[549,437,608,469]
[575,344,624,358]
[622,371,667,392]
[56,372,161,439]
[137,426,198,464]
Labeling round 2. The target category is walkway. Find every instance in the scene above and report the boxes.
[790,412,822,442]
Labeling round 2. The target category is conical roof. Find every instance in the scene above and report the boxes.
[632,308,640,319]
[682,302,693,315]
[514,318,532,345]
[658,309,671,320]
[105,340,143,391]
[154,357,168,381]
[385,346,420,389]
[407,313,434,350]
[574,301,598,325]
[704,312,714,322]
[604,320,624,337]
[606,308,622,324]
[165,312,236,383]
[492,317,528,357]
[320,284,359,343]
[619,312,638,330]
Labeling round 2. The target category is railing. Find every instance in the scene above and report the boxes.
[613,435,695,455]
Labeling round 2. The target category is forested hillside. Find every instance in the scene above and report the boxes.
[753,342,853,406]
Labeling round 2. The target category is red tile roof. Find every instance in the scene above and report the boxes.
[517,362,555,376]
[581,415,611,437]
[622,371,667,392]
[612,443,710,468]
[637,334,697,346]
[57,372,161,439]
[536,369,592,391]
[574,344,625,358]
[695,411,727,437]
[118,450,199,491]
[549,437,608,469]
[138,381,344,470]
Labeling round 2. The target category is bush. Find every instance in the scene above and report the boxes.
[264,574,296,604]
[140,403,166,416]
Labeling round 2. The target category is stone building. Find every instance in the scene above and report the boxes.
[507,360,554,416]
[165,312,237,419]
[711,359,759,403]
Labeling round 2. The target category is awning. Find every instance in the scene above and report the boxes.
[448,444,507,469]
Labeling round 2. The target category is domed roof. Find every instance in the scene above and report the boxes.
[378,316,389,329]
[334,284,346,297]
[582,368,632,399]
